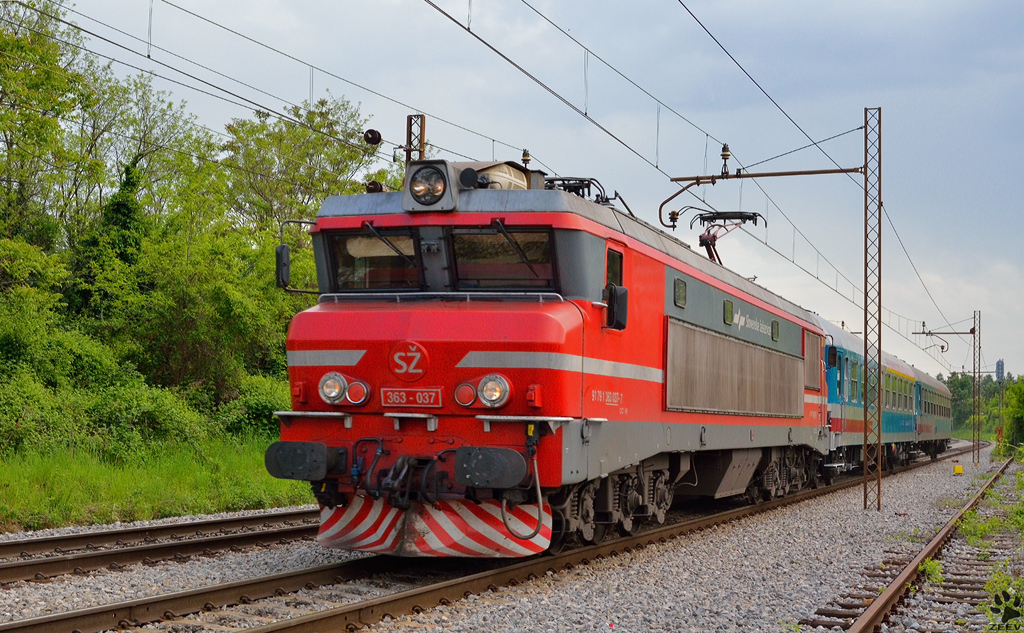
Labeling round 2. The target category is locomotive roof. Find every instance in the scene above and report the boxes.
[318,188,817,325]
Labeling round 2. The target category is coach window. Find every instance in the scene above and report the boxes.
[723,300,734,325]
[884,374,890,409]
[851,361,860,403]
[771,320,779,341]
[844,358,851,401]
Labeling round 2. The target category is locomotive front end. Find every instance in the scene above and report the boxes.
[266,159,584,557]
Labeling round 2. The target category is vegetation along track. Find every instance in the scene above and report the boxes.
[0,509,318,584]
[0,444,981,633]
[801,453,1017,632]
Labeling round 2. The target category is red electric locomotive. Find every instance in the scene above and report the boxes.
[267,156,837,557]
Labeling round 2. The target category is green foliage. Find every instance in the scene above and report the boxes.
[221,96,380,231]
[958,508,1007,547]
[0,4,394,523]
[216,374,290,436]
[0,435,308,531]
[1005,378,1024,447]
[918,558,944,585]
[985,570,1024,626]
[0,1,86,250]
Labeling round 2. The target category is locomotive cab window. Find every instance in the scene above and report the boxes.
[449,227,555,290]
[327,229,424,291]
[605,247,624,303]
[606,248,623,287]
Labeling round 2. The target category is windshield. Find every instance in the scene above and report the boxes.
[327,230,423,291]
[450,228,555,290]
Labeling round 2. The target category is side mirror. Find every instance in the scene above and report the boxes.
[276,243,291,289]
[605,284,628,330]
[826,346,838,368]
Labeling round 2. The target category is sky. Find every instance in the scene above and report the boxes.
[62,0,1024,379]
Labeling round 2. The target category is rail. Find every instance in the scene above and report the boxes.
[0,443,982,633]
[846,455,1013,633]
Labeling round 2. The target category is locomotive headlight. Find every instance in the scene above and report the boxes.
[478,375,510,408]
[409,166,446,206]
[319,372,348,404]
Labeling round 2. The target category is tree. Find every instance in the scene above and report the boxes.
[220,96,382,231]
[941,372,974,430]
[1003,377,1024,446]
[64,157,148,318]
[0,0,86,250]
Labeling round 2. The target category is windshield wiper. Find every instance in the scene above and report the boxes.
[491,219,539,278]
[362,222,417,268]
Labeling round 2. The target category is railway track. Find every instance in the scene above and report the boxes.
[801,453,1016,632]
[0,509,319,584]
[0,443,983,633]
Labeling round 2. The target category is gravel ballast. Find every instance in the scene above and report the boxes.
[0,443,999,631]
[0,505,366,623]
[367,443,999,633]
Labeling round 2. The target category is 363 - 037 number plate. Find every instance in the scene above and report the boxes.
[380,387,443,407]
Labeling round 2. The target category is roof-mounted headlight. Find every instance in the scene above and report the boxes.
[409,166,446,206]
[319,372,348,405]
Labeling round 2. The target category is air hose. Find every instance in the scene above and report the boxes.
[500,456,545,541]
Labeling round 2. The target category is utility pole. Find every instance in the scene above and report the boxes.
[863,107,882,511]
[658,110,872,508]
[405,114,426,164]
[997,359,1005,444]
[972,311,982,465]
[915,314,981,463]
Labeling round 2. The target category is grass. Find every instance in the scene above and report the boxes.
[0,434,310,532]
[934,495,964,510]
[958,508,1007,547]
[952,428,998,441]
[919,558,944,584]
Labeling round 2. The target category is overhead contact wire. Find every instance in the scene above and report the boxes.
[675,0,960,340]
[156,0,559,174]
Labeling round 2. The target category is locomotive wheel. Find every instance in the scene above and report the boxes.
[585,523,608,545]
[545,513,568,555]
[617,514,642,537]
[577,481,600,543]
[744,471,764,505]
[652,472,672,524]
[616,474,644,536]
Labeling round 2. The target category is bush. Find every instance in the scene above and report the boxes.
[216,373,290,437]
[0,369,66,454]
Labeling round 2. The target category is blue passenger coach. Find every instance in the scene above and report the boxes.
[813,317,951,473]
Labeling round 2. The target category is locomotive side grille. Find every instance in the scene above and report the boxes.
[666,318,803,417]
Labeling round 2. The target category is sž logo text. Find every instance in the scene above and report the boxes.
[389,341,429,382]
